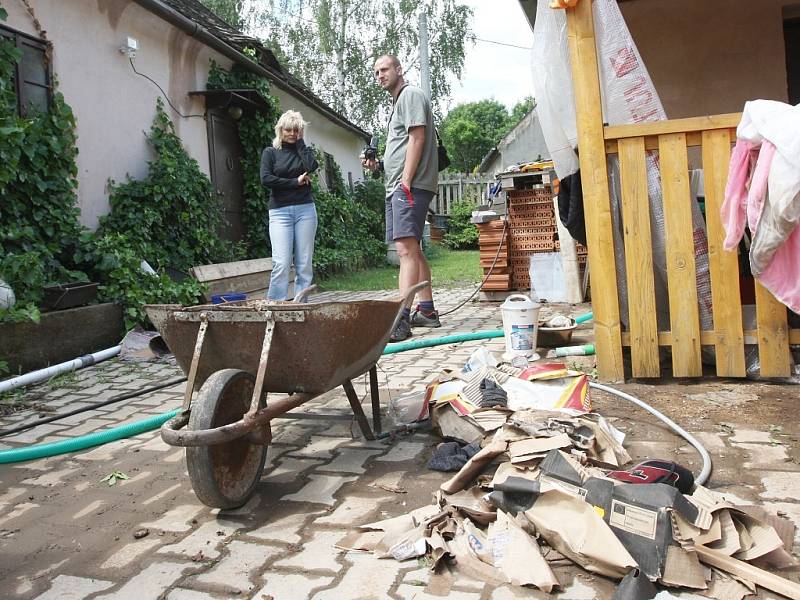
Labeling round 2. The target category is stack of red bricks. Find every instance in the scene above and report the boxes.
[477,220,511,291]
[507,187,558,290]
[576,242,588,278]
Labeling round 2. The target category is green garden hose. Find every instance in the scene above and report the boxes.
[0,312,594,464]
[0,409,180,464]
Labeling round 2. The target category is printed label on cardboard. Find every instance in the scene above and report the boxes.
[540,475,588,499]
[609,500,658,540]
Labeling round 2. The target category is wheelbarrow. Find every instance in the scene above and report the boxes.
[144,283,424,509]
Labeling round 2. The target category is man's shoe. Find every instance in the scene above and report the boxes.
[389,317,412,342]
[410,308,441,328]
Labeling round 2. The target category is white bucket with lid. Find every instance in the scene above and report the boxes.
[500,294,541,359]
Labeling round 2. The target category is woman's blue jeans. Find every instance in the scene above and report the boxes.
[267,202,318,301]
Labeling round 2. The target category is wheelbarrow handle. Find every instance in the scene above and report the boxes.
[294,284,318,303]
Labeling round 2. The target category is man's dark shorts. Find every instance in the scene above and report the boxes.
[385,185,436,242]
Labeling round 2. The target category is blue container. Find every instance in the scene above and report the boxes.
[211,293,246,304]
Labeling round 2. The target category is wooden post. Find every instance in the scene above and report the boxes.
[565,0,625,380]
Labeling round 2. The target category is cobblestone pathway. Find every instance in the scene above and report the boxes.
[0,288,798,599]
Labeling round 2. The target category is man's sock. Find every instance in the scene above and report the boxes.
[419,300,436,315]
[401,307,411,320]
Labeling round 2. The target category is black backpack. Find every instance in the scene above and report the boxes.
[436,129,450,172]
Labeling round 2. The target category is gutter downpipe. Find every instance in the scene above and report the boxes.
[131,0,368,140]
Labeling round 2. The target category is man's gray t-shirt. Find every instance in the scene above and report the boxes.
[383,85,438,194]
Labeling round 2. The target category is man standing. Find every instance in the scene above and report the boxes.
[365,54,440,342]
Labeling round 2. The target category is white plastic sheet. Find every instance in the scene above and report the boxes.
[531,0,714,340]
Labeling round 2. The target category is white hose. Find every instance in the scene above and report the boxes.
[589,381,712,486]
[0,346,121,394]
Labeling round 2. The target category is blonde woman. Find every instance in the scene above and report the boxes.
[260,110,319,301]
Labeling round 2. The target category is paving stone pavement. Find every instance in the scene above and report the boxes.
[1,288,799,598]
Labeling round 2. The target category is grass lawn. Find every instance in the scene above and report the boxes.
[319,246,481,291]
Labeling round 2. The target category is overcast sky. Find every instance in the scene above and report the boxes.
[447,0,534,111]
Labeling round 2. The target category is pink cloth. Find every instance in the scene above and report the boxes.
[722,139,753,251]
[746,141,776,233]
[721,139,800,312]
[759,228,800,313]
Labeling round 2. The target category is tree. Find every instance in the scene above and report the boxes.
[440,99,510,173]
[508,95,536,128]
[243,0,473,132]
[199,0,245,29]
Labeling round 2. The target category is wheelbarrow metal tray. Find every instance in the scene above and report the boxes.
[145,299,400,395]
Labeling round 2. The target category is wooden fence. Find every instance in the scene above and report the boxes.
[606,114,799,378]
[435,173,494,215]
[566,0,798,380]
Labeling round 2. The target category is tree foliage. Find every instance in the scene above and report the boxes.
[199,0,245,29]
[440,96,537,173]
[440,99,509,173]
[509,95,535,126]
[243,0,473,132]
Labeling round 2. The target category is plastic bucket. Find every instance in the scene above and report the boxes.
[500,294,541,357]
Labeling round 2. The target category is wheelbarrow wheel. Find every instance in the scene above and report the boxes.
[186,368,268,509]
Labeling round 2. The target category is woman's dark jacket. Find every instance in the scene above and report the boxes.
[260,139,319,209]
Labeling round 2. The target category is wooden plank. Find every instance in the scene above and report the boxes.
[618,137,659,377]
[565,0,624,381]
[702,130,746,376]
[695,545,800,600]
[754,282,791,377]
[604,113,741,140]
[659,132,702,376]
[621,328,800,348]
[190,258,273,282]
[605,129,736,154]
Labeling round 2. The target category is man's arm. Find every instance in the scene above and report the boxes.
[401,125,425,189]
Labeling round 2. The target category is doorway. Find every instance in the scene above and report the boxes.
[207,109,245,243]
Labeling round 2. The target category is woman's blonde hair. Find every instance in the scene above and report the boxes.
[272,110,308,149]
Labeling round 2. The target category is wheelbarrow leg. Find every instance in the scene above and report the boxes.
[369,365,381,435]
[342,380,375,441]
[182,318,209,411]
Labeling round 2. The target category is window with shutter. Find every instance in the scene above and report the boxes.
[1,24,51,116]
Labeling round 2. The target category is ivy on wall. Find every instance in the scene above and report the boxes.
[0,10,87,323]
[89,99,230,327]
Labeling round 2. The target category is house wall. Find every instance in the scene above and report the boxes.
[4,0,367,232]
[5,0,226,230]
[620,0,799,118]
[497,110,549,167]
[482,110,550,175]
[270,87,367,189]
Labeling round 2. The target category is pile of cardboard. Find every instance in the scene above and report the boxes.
[347,354,800,599]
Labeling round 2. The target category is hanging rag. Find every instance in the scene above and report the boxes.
[721,101,800,313]
[557,170,587,245]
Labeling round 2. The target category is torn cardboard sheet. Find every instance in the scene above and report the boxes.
[500,372,590,412]
[509,433,572,463]
[440,437,508,494]
[524,487,638,579]
[489,509,560,591]
[438,488,496,527]
[432,402,484,444]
